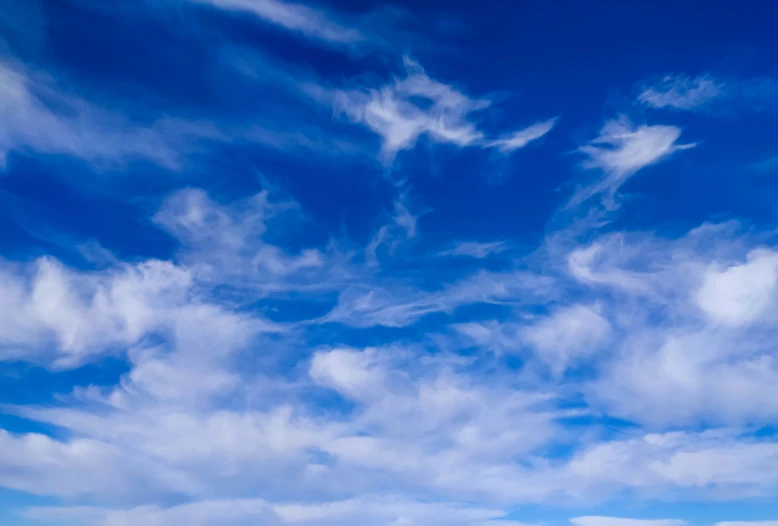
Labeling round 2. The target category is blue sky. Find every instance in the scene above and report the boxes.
[1,0,778,525]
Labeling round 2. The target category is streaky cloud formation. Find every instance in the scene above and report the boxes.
[571,518,685,526]
[188,0,365,45]
[0,60,220,170]
[333,58,557,162]
[638,74,724,111]
[571,117,695,208]
[2,0,778,525]
[438,240,509,258]
[638,73,778,114]
[485,117,558,154]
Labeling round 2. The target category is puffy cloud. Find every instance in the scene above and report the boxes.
[695,249,778,327]
[522,304,610,375]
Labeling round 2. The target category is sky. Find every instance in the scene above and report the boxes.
[1,0,778,525]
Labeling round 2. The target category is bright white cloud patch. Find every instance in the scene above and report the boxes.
[695,248,778,327]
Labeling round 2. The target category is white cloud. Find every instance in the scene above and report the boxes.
[334,59,489,161]
[439,241,509,259]
[365,197,420,265]
[0,60,220,170]
[333,58,558,162]
[24,497,517,526]
[154,187,337,293]
[571,518,684,526]
[486,118,558,154]
[695,248,778,326]
[638,74,724,111]
[325,269,555,328]
[572,117,695,208]
[523,304,610,375]
[0,257,191,366]
[188,0,364,45]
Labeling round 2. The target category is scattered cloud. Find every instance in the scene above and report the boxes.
[571,117,695,208]
[187,0,365,46]
[333,58,558,162]
[638,74,724,111]
[439,241,509,259]
[486,117,559,154]
[3,0,778,525]
[0,60,221,170]
[571,517,685,526]
[637,73,778,115]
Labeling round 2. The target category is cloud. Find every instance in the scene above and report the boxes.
[485,118,558,154]
[154,187,344,295]
[0,60,221,170]
[695,248,778,327]
[187,0,364,46]
[334,58,489,161]
[522,304,610,376]
[571,117,695,208]
[571,518,685,526]
[24,497,518,526]
[324,269,555,328]
[439,241,509,259]
[333,58,557,162]
[637,73,778,114]
[638,74,724,111]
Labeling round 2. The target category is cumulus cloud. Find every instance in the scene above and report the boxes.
[695,248,778,327]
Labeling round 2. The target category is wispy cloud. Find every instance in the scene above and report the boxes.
[571,117,695,208]
[0,60,223,170]
[638,73,778,114]
[439,241,509,259]
[638,74,724,111]
[333,58,558,162]
[571,518,685,526]
[187,0,365,46]
[486,118,559,154]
